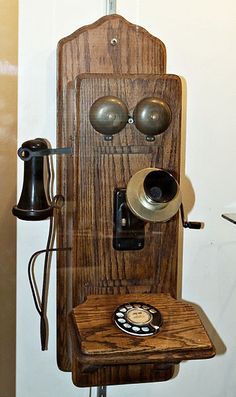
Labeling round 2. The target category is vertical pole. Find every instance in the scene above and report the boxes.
[97,386,107,397]
[106,0,117,15]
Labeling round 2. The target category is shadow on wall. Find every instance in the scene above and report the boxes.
[177,76,198,298]
[0,1,18,396]
[176,76,226,357]
[188,300,226,356]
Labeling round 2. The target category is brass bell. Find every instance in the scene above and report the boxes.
[133,97,171,137]
[89,96,128,136]
[126,168,181,222]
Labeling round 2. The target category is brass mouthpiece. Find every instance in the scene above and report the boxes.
[126,168,181,222]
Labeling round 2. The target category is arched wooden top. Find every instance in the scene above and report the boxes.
[57,14,166,88]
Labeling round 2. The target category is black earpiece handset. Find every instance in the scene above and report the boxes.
[13,138,53,220]
[13,138,71,350]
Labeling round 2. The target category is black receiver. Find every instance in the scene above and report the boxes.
[12,138,53,220]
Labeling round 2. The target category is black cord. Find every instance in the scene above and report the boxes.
[27,201,70,350]
[40,214,54,350]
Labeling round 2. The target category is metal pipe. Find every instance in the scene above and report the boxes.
[97,386,107,397]
[106,0,117,15]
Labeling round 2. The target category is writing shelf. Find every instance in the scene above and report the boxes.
[69,293,215,387]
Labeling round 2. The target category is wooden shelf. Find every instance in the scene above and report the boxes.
[69,293,215,386]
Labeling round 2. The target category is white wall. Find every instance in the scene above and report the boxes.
[18,1,236,396]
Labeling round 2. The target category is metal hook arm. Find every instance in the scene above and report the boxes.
[18,146,72,161]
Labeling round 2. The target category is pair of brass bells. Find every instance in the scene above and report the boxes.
[89,96,171,138]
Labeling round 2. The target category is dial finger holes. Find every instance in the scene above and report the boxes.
[113,302,162,337]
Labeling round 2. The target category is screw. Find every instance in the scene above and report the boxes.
[146,135,155,142]
[104,135,113,141]
[110,38,118,46]
[121,218,127,227]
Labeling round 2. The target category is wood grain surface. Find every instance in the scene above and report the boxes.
[69,293,215,386]
[72,74,181,305]
[64,73,181,387]
[57,14,167,372]
[71,359,174,387]
[56,14,214,387]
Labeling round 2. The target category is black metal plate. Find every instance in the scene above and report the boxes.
[113,188,145,251]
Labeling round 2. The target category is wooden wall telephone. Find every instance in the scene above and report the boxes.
[13,15,215,388]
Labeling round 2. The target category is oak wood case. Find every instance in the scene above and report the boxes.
[57,14,167,372]
[56,14,215,387]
